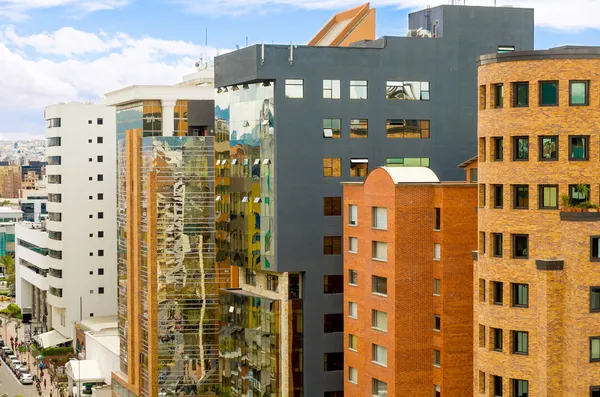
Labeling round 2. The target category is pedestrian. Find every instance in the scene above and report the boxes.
[44,378,47,388]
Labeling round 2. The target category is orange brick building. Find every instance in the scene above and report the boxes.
[0,164,21,199]
[343,166,477,397]
[476,47,600,397]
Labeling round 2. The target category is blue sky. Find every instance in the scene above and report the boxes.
[0,0,599,140]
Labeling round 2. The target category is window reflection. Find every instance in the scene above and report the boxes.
[386,81,430,100]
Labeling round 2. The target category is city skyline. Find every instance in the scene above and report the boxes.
[0,0,599,141]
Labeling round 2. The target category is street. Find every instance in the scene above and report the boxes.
[0,357,38,397]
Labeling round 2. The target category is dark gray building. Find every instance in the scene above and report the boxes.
[215,5,534,396]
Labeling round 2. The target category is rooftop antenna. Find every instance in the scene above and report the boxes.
[246,36,248,47]
[205,28,208,63]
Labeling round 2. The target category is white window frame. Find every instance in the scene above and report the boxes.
[348,301,358,319]
[349,204,358,226]
[323,79,341,99]
[372,309,387,332]
[372,344,388,367]
[434,243,441,260]
[372,207,387,230]
[433,278,441,296]
[285,79,304,99]
[349,367,358,384]
[372,241,387,261]
[350,80,368,99]
[348,237,358,253]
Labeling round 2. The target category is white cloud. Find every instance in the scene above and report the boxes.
[175,0,600,31]
[0,0,130,20]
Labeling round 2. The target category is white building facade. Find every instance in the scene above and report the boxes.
[16,102,117,341]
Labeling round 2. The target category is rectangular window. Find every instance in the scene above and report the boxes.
[97,137,103,143]
[372,275,387,296]
[324,275,343,294]
[324,236,342,255]
[350,159,368,177]
[479,371,486,394]
[513,82,529,107]
[479,184,486,208]
[570,80,589,106]
[386,81,429,100]
[539,136,558,160]
[592,386,600,397]
[513,185,529,209]
[348,269,358,285]
[372,309,387,331]
[480,137,487,161]
[434,207,441,230]
[540,81,559,106]
[372,344,388,366]
[433,243,441,260]
[494,84,504,108]
[348,302,358,319]
[245,269,256,286]
[350,80,367,99]
[570,184,590,205]
[434,385,441,397]
[592,287,600,312]
[512,283,529,307]
[323,79,341,99]
[479,324,486,347]
[513,136,529,161]
[498,45,515,53]
[266,274,279,291]
[513,379,528,397]
[323,119,341,138]
[493,233,503,257]
[46,118,61,128]
[324,197,342,216]
[433,279,441,296]
[98,268,104,275]
[493,281,504,305]
[97,118,103,125]
[513,235,528,258]
[324,352,343,371]
[513,331,528,354]
[593,237,600,261]
[348,334,358,351]
[285,79,304,99]
[494,328,503,351]
[386,119,430,138]
[481,280,487,302]
[372,378,387,397]
[372,241,387,261]
[480,232,486,255]
[350,119,368,138]
[386,157,430,167]
[47,137,61,147]
[493,185,504,208]
[372,207,387,230]
[480,85,487,109]
[494,375,503,397]
[348,367,358,384]
[323,158,341,177]
[539,185,558,209]
[97,193,104,200]
[434,314,441,331]
[592,337,600,362]
[97,155,103,162]
[348,237,358,253]
[98,212,104,219]
[433,349,441,367]
[98,287,105,294]
[494,137,504,161]
[569,136,589,160]
[349,204,358,226]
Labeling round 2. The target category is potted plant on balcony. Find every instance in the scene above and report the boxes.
[561,194,571,211]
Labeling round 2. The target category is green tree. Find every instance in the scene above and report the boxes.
[1,255,15,292]
[0,200,10,206]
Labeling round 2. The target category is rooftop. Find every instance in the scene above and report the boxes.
[382,166,440,184]
[479,45,600,65]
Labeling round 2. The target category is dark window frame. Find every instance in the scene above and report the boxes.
[591,286,600,313]
[434,207,441,230]
[493,328,503,352]
[434,314,441,331]
[493,233,503,258]
[493,185,504,209]
[493,281,504,305]
[512,331,529,355]
[591,236,600,262]
[512,283,529,308]
[539,80,559,106]
[569,80,590,106]
[591,386,600,397]
[513,185,529,209]
[538,184,558,210]
[513,379,529,397]
[591,336,600,362]
[539,136,558,161]
[569,135,590,161]
[570,184,591,206]
[494,375,503,397]
[494,83,504,108]
[513,82,529,107]
[512,136,529,161]
[512,234,529,259]
[493,137,504,161]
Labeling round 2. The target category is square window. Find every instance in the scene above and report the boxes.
[372,309,387,331]
[494,137,504,161]
[323,197,342,216]
[540,81,559,106]
[90,313,94,317]
[350,119,368,138]
[88,120,92,124]
[324,275,343,293]
[493,281,504,305]
[323,158,341,177]
[89,158,92,162]
[348,204,358,225]
[89,177,92,181]
[591,237,600,261]
[97,174,103,181]
[285,79,303,99]
[348,269,358,285]
[592,337,600,362]
[98,268,104,275]
[98,212,104,219]
[433,279,441,296]
[494,84,504,108]
[372,207,387,230]
[434,207,441,230]
[97,118,103,125]
[433,243,441,260]
[98,193,104,200]
[493,185,504,208]
[372,275,387,296]
[350,80,367,99]
[348,237,358,253]
[513,379,528,397]
[494,328,503,351]
[323,352,343,371]
[89,233,93,237]
[570,184,590,206]
[89,195,93,200]
[348,367,358,384]
[513,185,529,209]
[98,287,105,294]
[539,136,558,160]
[88,139,92,143]
[97,137,103,143]
[570,80,589,106]
[592,287,600,312]
[348,334,358,351]
[372,378,387,397]
[434,314,441,331]
[513,331,529,354]
[323,236,342,255]
[513,235,529,258]
[98,231,104,238]
[512,283,529,307]
[539,185,558,209]
[98,250,104,256]
[97,155,103,162]
[89,214,93,218]
[493,233,503,257]
[569,136,589,160]
[323,119,341,138]
[89,271,93,275]
[433,349,441,367]
[322,79,341,99]
[513,137,529,161]
[372,344,388,366]
[513,82,529,107]
[372,241,387,261]
[348,302,358,318]
[89,252,93,256]
[494,375,503,396]
[350,159,368,177]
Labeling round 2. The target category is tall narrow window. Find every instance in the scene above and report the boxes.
[570,80,589,106]
[434,207,441,230]
[513,185,529,209]
[285,79,304,99]
[350,119,368,138]
[348,204,357,226]
[569,136,589,160]
[433,243,441,260]
[433,279,441,296]
[539,185,558,209]
[372,242,387,261]
[540,81,559,106]
[349,80,368,99]
[348,269,358,285]
[323,79,341,99]
[433,314,441,331]
[493,281,504,305]
[494,137,504,161]
[513,82,529,107]
[512,283,529,307]
[513,137,529,161]
[592,287,600,312]
[348,367,358,384]
[494,328,503,351]
[592,237,600,261]
[348,302,358,318]
[494,84,504,108]
[348,237,358,253]
[494,375,503,397]
[539,136,558,160]
[348,334,358,351]
[513,234,529,258]
[493,233,503,257]
[479,85,487,109]
[372,207,387,230]
[433,349,441,367]
[493,185,504,208]
[323,119,341,138]
[513,331,529,354]
[592,337,600,362]
[513,379,528,397]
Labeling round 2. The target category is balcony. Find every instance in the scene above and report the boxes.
[560,211,600,221]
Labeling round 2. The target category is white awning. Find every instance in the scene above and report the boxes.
[65,360,105,383]
[34,330,71,348]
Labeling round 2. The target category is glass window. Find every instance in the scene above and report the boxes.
[433,279,441,296]
[514,82,529,107]
[324,237,342,255]
[323,119,341,138]
[46,118,61,128]
[593,287,600,312]
[324,275,343,293]
[494,376,503,397]
[513,234,529,258]
[434,243,441,260]
[433,349,441,366]
[372,241,387,261]
[348,269,358,285]
[324,197,342,216]
[285,79,304,99]
[266,274,279,291]
[324,352,343,371]
[513,136,529,161]
[570,80,589,106]
[539,185,558,209]
[494,84,504,108]
[513,283,529,307]
[323,79,341,99]
[350,119,368,138]
[349,204,358,226]
[494,328,503,351]
[540,81,559,106]
[570,184,590,205]
[539,136,558,160]
[372,344,388,366]
[349,334,358,351]
[513,331,529,354]
[372,275,387,295]
[480,85,487,109]
[47,137,61,147]
[386,157,430,167]
[372,207,387,230]
[350,80,367,99]
[513,185,529,209]
[592,386,600,397]
[348,367,358,383]
[494,137,504,160]
[434,314,441,331]
[348,238,358,253]
[434,384,441,397]
[493,281,504,305]
[493,233,503,257]
[591,237,600,261]
[97,137,103,143]
[323,158,341,177]
[372,378,387,397]
[592,337,600,362]
[513,379,528,397]
[350,159,368,177]
[434,207,441,230]
[386,119,430,138]
[348,302,358,318]
[386,81,430,100]
[245,269,256,285]
[494,185,504,208]
[372,310,387,331]
[569,136,589,160]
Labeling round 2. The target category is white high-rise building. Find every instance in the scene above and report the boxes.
[16,102,117,343]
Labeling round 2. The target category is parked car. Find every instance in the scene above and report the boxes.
[14,364,25,377]
[1,347,13,358]
[20,373,33,385]
[0,296,10,301]
[10,359,20,370]
[0,338,4,347]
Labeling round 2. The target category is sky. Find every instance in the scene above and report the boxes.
[0,0,599,141]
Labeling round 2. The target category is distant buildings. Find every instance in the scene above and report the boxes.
[0,163,21,198]
[0,206,22,259]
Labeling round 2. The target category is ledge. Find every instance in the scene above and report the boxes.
[472,251,478,261]
[536,259,564,271]
[560,212,600,221]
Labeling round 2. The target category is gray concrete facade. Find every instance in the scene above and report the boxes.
[215,5,533,395]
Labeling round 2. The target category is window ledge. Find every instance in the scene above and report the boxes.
[372,361,388,368]
[349,315,358,319]
[433,228,440,232]
[349,348,357,352]
[433,258,440,261]
[433,364,441,368]
[372,227,387,231]
[372,292,388,298]
[348,250,357,254]
[372,258,387,263]
[348,283,358,287]
[372,327,387,333]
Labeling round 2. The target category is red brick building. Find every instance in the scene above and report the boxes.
[342,166,477,396]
